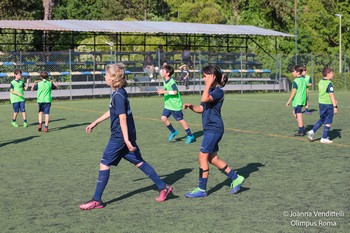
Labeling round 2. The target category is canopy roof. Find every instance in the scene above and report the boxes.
[0,20,293,37]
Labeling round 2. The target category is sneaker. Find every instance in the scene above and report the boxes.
[320,138,333,144]
[11,121,19,128]
[23,122,28,128]
[156,184,173,202]
[184,187,207,198]
[294,131,305,136]
[79,199,104,210]
[167,130,178,141]
[38,124,42,132]
[185,135,195,144]
[44,127,49,133]
[230,175,245,194]
[306,130,314,141]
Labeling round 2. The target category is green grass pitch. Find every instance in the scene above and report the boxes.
[1,92,349,233]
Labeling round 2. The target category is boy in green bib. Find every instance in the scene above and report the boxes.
[156,65,195,144]
[307,67,338,144]
[286,65,307,136]
[9,69,30,127]
[31,71,58,132]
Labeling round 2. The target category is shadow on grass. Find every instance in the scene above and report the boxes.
[305,127,341,142]
[49,122,90,132]
[0,135,40,148]
[174,130,203,142]
[27,118,66,126]
[105,168,193,205]
[207,162,265,196]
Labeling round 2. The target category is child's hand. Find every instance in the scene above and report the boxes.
[125,141,136,152]
[157,89,164,95]
[205,74,215,87]
[183,103,192,109]
[86,122,97,133]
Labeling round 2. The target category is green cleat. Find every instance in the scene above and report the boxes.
[11,121,19,128]
[23,122,28,128]
[230,175,244,194]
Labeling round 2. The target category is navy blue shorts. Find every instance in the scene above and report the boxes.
[319,104,334,124]
[293,105,303,114]
[101,138,144,167]
[200,132,223,154]
[162,109,184,121]
[38,103,51,114]
[13,101,26,113]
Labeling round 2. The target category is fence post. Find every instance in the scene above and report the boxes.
[69,49,72,100]
[343,53,346,91]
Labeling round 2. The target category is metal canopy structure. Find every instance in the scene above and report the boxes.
[0,20,293,37]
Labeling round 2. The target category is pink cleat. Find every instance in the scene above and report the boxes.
[156,184,173,202]
[79,199,104,210]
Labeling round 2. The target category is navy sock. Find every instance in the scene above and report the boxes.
[167,124,176,133]
[322,126,331,139]
[139,162,165,190]
[24,119,27,123]
[198,177,208,191]
[93,169,110,201]
[226,169,238,180]
[299,126,305,133]
[12,119,16,122]
[312,119,323,133]
[185,128,192,136]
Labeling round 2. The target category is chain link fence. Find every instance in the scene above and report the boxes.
[1,50,348,102]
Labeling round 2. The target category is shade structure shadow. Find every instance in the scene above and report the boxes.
[207,162,265,195]
[49,122,90,132]
[105,168,193,205]
[173,130,203,142]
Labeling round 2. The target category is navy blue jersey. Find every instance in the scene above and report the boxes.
[201,87,224,134]
[109,88,136,141]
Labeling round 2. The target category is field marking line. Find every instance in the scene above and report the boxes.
[53,105,350,149]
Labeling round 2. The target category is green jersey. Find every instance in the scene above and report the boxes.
[291,77,307,107]
[318,79,333,105]
[10,79,25,103]
[36,80,53,103]
[304,75,312,89]
[163,78,183,111]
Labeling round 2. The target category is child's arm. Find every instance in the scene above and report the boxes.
[9,89,22,97]
[24,78,30,90]
[201,75,215,103]
[286,88,296,106]
[184,103,203,114]
[119,113,137,152]
[51,80,59,89]
[329,93,338,114]
[86,110,110,133]
[31,80,39,91]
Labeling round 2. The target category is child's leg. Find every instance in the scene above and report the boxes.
[137,162,166,190]
[12,112,18,121]
[178,119,193,136]
[93,163,111,201]
[197,152,210,190]
[296,113,305,133]
[322,124,331,139]
[38,112,43,124]
[44,114,50,127]
[209,154,238,181]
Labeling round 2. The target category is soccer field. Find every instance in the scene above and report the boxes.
[1,92,349,233]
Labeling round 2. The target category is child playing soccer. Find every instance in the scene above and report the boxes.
[286,65,307,136]
[9,69,30,127]
[80,63,172,210]
[183,65,244,198]
[303,66,313,115]
[306,67,338,144]
[31,71,58,132]
[156,65,195,144]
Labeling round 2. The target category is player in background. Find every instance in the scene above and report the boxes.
[80,63,172,210]
[156,65,195,144]
[286,65,307,136]
[31,71,58,132]
[183,65,244,198]
[10,69,29,128]
[307,67,338,144]
[303,66,313,115]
